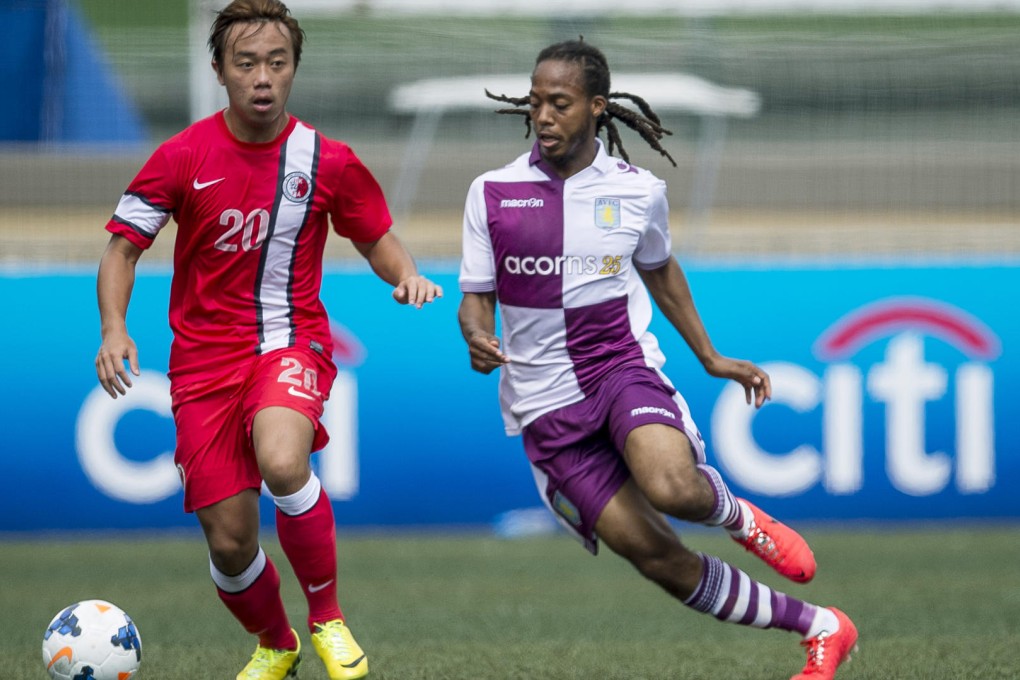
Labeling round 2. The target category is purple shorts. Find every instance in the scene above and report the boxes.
[522,365,702,554]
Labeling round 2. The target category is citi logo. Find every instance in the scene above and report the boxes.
[712,297,1000,498]
[500,198,544,208]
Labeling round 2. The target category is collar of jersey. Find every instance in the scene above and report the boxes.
[528,138,613,179]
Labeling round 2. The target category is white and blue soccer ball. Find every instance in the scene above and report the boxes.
[42,600,142,680]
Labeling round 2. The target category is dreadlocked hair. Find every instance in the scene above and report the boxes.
[486,39,676,167]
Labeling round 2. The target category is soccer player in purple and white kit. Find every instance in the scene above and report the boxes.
[458,40,858,680]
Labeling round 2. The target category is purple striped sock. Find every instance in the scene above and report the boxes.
[696,464,744,531]
[683,554,817,635]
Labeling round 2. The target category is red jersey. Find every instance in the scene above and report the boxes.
[106,112,391,383]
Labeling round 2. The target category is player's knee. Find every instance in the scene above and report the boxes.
[258,456,309,496]
[207,532,259,574]
[642,471,710,520]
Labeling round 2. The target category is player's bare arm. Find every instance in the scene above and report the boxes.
[96,234,144,398]
[458,292,509,374]
[353,230,442,308]
[638,257,771,408]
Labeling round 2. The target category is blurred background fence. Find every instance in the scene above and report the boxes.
[2,0,1018,264]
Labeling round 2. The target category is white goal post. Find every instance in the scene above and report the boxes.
[386,73,760,229]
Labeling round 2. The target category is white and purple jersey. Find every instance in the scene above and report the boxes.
[460,140,676,435]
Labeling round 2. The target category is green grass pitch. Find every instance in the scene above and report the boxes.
[6,526,1018,679]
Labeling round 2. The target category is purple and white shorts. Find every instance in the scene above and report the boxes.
[521,365,705,554]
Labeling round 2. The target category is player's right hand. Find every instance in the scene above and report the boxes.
[96,330,141,398]
[704,355,771,409]
[467,332,510,375]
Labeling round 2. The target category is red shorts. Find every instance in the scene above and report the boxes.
[171,346,338,512]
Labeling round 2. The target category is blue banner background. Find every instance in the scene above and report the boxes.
[1,261,1016,532]
[1,0,146,143]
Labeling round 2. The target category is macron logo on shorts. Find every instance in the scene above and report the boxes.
[631,406,676,419]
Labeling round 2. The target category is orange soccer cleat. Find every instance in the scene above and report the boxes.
[791,607,859,679]
[732,499,817,583]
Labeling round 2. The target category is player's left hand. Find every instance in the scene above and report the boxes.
[392,275,443,309]
[704,356,771,408]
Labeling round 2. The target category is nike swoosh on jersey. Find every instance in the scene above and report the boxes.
[308,579,334,593]
[192,177,225,190]
[288,386,317,401]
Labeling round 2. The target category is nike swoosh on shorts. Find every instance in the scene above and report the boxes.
[288,386,317,401]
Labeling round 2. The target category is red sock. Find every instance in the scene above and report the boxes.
[276,486,344,631]
[216,555,296,650]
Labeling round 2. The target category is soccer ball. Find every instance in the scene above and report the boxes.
[42,600,142,680]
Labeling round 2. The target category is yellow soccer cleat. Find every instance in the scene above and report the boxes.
[236,630,301,680]
[311,619,369,679]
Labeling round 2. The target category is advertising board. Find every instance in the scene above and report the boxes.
[1,262,1015,531]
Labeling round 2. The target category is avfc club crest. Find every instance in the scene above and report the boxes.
[283,171,313,203]
[553,491,582,528]
[594,197,621,231]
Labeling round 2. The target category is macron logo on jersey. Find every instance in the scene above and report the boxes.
[500,197,544,208]
[631,406,676,419]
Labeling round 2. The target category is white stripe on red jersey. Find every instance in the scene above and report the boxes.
[111,193,172,240]
[256,120,318,354]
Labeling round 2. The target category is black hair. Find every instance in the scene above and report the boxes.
[486,39,676,166]
[209,0,305,69]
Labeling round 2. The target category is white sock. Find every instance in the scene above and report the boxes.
[727,500,754,540]
[210,545,266,593]
[272,474,322,517]
[805,607,840,639]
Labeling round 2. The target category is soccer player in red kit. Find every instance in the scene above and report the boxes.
[94,2,441,678]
